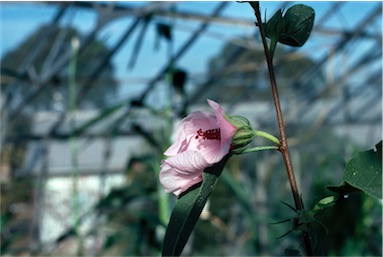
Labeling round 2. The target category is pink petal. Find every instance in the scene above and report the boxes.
[207,99,237,158]
[164,111,216,157]
[165,150,209,174]
[160,99,237,195]
[182,111,217,135]
[164,125,188,156]
[187,136,222,164]
[159,151,208,195]
[160,164,202,196]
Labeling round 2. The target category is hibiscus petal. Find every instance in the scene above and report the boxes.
[160,100,237,195]
[187,137,222,164]
[160,151,208,195]
[164,111,215,156]
[183,111,217,135]
[207,99,237,159]
[164,126,188,156]
[159,162,202,196]
[165,150,209,173]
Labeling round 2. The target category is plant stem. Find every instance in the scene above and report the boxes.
[69,37,83,256]
[252,129,280,145]
[249,2,314,255]
[241,145,278,154]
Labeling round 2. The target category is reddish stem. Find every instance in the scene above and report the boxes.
[249,2,314,256]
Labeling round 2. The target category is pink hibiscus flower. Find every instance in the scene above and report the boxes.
[160,99,238,196]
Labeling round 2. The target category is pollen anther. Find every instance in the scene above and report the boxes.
[195,128,221,140]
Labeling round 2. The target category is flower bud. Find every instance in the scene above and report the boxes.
[224,114,251,128]
[225,114,255,154]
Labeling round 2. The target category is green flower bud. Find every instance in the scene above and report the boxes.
[224,114,251,128]
[225,114,255,154]
[231,126,255,154]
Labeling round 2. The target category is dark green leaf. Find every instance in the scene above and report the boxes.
[279,4,315,46]
[327,182,361,195]
[342,141,382,199]
[162,155,230,257]
[265,9,285,39]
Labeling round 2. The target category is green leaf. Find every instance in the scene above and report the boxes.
[279,4,315,47]
[327,182,361,195]
[342,141,382,199]
[265,9,286,56]
[162,155,230,257]
[265,9,285,40]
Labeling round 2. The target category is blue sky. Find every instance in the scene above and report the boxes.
[1,2,381,105]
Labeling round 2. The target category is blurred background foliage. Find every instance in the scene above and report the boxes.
[1,1,382,256]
